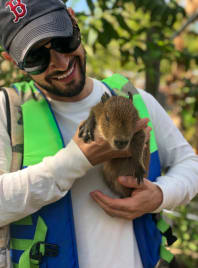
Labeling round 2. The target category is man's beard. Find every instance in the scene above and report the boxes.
[36,50,86,98]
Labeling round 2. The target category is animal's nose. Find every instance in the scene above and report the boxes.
[114,140,129,150]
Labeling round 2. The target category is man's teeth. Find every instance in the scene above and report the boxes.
[56,65,74,80]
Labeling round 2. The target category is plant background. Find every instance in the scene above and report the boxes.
[1,0,198,266]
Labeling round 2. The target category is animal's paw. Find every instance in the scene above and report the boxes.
[135,165,145,184]
[101,92,110,104]
[78,117,95,143]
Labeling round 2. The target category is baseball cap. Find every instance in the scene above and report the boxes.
[0,0,73,66]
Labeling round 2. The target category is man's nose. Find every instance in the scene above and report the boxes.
[49,49,70,70]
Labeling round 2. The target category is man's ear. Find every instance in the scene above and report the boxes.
[67,8,78,23]
[1,51,16,65]
[67,7,75,18]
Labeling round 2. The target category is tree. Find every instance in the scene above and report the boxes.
[73,0,186,98]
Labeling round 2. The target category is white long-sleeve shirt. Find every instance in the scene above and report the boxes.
[0,78,198,268]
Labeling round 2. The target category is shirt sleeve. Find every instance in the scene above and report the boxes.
[0,92,92,227]
[138,89,198,212]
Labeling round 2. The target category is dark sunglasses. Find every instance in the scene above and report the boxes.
[20,23,81,75]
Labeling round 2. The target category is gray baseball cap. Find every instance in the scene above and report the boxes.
[0,0,73,66]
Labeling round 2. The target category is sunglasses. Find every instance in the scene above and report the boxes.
[20,23,81,75]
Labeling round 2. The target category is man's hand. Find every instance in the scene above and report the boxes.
[90,176,163,220]
[73,117,151,166]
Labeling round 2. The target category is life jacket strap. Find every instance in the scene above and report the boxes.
[30,242,59,265]
[160,236,174,263]
[18,217,48,268]
[154,213,177,263]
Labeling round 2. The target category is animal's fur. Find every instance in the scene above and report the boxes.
[79,92,150,197]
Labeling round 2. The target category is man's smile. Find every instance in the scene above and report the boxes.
[49,57,77,82]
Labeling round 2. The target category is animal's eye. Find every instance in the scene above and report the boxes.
[105,113,110,122]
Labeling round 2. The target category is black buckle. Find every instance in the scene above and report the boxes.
[30,241,59,264]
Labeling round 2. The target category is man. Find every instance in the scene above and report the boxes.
[0,0,198,267]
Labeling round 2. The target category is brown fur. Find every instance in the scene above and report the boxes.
[79,92,150,197]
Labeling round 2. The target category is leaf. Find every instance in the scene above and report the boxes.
[0,46,4,53]
[133,46,145,63]
[98,18,119,47]
[119,48,130,65]
[112,14,133,34]
[135,27,149,36]
[133,0,145,11]
[98,0,108,11]
[86,0,95,14]
[87,28,98,46]
[150,5,165,21]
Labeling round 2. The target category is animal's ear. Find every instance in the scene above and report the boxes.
[101,92,110,104]
[128,91,133,102]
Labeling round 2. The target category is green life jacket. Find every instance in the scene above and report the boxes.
[1,74,175,268]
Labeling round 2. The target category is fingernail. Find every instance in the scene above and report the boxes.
[118,176,127,182]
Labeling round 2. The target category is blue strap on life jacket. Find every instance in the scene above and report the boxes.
[10,87,79,268]
[133,150,162,268]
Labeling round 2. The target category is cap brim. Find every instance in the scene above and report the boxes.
[9,9,73,65]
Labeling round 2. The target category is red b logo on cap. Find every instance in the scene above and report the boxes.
[6,0,27,23]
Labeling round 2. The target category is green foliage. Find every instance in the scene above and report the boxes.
[86,0,95,14]
[98,18,119,46]
[79,0,188,97]
[0,55,30,87]
[132,0,185,26]
[166,200,198,266]
[167,74,198,149]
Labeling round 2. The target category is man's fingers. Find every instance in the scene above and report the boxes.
[90,191,126,210]
[135,118,149,133]
[90,190,136,211]
[118,176,145,189]
[144,126,152,143]
[90,180,163,220]
[90,191,137,219]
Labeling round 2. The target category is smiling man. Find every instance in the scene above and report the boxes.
[0,0,198,268]
[30,37,88,99]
